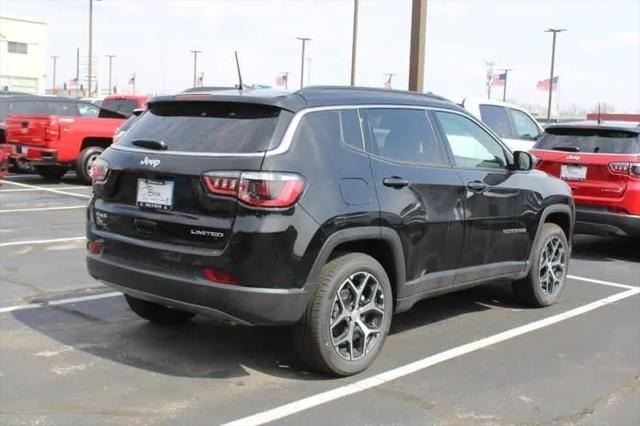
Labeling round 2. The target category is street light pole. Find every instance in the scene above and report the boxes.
[50,56,59,94]
[106,54,115,95]
[88,0,93,96]
[500,68,512,102]
[296,37,311,88]
[545,28,566,121]
[408,0,428,92]
[350,0,359,86]
[190,50,201,87]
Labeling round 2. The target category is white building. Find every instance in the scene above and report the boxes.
[0,16,47,94]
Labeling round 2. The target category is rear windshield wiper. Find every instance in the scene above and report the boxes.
[131,139,167,150]
[551,146,580,152]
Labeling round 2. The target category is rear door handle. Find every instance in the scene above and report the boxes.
[466,180,488,192]
[383,177,410,189]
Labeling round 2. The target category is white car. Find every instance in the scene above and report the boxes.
[461,98,543,152]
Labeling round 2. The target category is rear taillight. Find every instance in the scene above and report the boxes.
[90,157,110,183]
[87,239,103,255]
[45,118,60,141]
[203,172,305,208]
[202,267,239,285]
[609,162,640,178]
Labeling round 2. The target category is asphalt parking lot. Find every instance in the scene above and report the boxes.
[0,173,638,426]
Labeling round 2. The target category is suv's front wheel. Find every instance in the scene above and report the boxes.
[297,253,393,376]
[512,223,569,307]
[125,294,196,324]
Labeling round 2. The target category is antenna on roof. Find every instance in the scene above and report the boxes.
[234,51,243,91]
[597,102,601,124]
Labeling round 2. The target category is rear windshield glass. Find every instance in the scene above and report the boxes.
[535,128,639,154]
[100,99,138,117]
[116,101,282,153]
[0,100,82,119]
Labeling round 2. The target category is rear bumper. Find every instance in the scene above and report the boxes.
[575,206,640,238]
[87,254,312,326]
[0,144,59,164]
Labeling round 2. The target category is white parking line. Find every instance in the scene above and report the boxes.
[0,291,122,314]
[0,236,85,248]
[0,205,86,213]
[221,278,640,426]
[0,180,91,199]
[567,274,637,290]
[0,186,88,193]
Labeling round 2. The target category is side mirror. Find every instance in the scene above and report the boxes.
[512,151,536,171]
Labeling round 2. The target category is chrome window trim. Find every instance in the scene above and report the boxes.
[109,103,512,159]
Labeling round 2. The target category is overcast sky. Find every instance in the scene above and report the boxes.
[2,0,639,111]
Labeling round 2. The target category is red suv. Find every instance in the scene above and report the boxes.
[532,122,639,238]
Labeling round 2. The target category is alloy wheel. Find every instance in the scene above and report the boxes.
[539,236,566,295]
[330,271,385,361]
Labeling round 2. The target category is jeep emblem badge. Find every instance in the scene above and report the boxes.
[140,156,161,168]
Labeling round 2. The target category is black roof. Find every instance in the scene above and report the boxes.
[149,85,459,113]
[546,121,640,134]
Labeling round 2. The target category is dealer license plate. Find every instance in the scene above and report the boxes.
[560,165,587,181]
[136,179,174,210]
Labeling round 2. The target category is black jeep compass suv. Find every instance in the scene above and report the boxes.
[86,86,574,376]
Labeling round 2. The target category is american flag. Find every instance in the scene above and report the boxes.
[128,74,136,85]
[69,77,78,89]
[490,72,506,86]
[197,73,204,87]
[384,76,392,89]
[276,73,288,87]
[536,76,559,91]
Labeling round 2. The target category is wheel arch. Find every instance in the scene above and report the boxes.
[80,137,112,151]
[524,204,574,275]
[305,227,406,304]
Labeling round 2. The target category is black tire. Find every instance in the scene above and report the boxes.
[296,253,393,376]
[35,165,67,181]
[125,294,196,325]
[512,223,569,307]
[76,146,104,185]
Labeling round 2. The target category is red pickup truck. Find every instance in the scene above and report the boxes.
[3,95,147,184]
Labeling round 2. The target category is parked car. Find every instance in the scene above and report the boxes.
[0,148,8,179]
[532,121,639,238]
[100,94,148,118]
[112,108,144,143]
[462,98,543,152]
[86,86,574,376]
[2,96,127,184]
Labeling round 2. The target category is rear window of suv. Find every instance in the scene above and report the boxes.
[100,99,138,117]
[116,101,283,153]
[535,127,640,154]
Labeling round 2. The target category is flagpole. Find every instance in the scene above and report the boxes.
[499,68,512,102]
[545,28,566,121]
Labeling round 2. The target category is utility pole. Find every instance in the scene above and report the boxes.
[499,68,512,102]
[408,0,428,92]
[190,50,202,87]
[296,37,311,88]
[106,54,115,95]
[485,61,494,99]
[50,56,59,94]
[306,57,313,85]
[545,28,566,121]
[350,0,359,85]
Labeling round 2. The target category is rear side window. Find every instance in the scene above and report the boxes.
[479,104,513,139]
[116,102,282,153]
[362,108,445,165]
[101,99,138,117]
[535,128,640,154]
[294,110,363,151]
[509,108,540,140]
